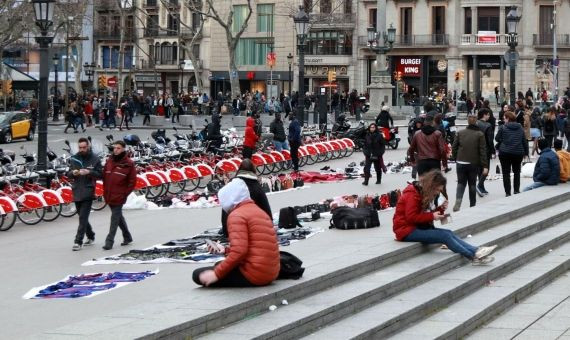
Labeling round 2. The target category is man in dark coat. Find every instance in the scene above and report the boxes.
[69,138,103,251]
[102,141,136,250]
[288,114,302,172]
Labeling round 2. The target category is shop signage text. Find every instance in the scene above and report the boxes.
[135,75,161,82]
[396,58,422,77]
[304,65,348,76]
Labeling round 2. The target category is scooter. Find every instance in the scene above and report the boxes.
[384,127,401,150]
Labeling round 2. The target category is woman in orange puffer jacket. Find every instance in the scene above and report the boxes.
[193,179,280,287]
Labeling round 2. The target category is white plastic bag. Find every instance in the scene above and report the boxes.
[521,162,535,178]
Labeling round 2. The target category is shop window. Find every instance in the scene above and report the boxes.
[369,8,377,30]
[257,4,274,33]
[465,8,472,34]
[232,5,248,32]
[235,38,271,66]
[477,7,499,33]
[306,30,352,55]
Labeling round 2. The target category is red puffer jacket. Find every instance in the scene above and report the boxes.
[214,200,280,286]
[392,183,435,241]
[103,154,137,206]
[243,117,258,148]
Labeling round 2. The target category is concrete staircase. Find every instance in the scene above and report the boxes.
[37,187,570,339]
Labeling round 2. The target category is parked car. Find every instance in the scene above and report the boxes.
[0,111,34,143]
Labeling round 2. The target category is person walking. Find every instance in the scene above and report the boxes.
[142,99,151,126]
[542,107,558,148]
[523,138,560,191]
[530,108,543,156]
[392,170,497,265]
[495,110,529,196]
[193,178,280,287]
[476,108,495,196]
[242,116,258,159]
[452,115,488,211]
[64,102,77,133]
[362,123,386,185]
[102,141,136,250]
[407,113,448,178]
[119,101,131,131]
[69,138,102,251]
[288,114,302,172]
[269,113,289,151]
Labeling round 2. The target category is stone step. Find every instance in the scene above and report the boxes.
[197,202,570,340]
[300,222,570,339]
[387,243,570,340]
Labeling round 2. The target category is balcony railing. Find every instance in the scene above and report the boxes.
[94,29,135,40]
[144,28,179,38]
[460,34,516,46]
[358,34,449,47]
[533,34,570,47]
[310,12,356,26]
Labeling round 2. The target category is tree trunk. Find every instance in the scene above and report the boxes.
[189,54,203,93]
[227,40,240,98]
[73,42,83,96]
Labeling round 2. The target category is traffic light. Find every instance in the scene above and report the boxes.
[98,75,107,88]
[393,71,402,81]
[455,69,465,82]
[3,80,12,94]
[327,70,337,83]
[454,71,460,82]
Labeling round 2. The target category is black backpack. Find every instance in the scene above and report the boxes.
[330,207,380,230]
[278,207,303,229]
[278,251,305,280]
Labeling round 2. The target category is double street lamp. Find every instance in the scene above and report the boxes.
[52,53,59,121]
[293,6,310,125]
[287,52,293,96]
[83,62,95,92]
[179,59,185,95]
[506,6,521,106]
[32,0,56,172]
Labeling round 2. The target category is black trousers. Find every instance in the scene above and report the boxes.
[499,153,523,195]
[119,114,130,130]
[290,140,300,171]
[105,205,132,246]
[477,156,491,189]
[544,134,555,148]
[192,266,253,287]
[143,115,150,125]
[363,156,382,182]
[456,163,479,207]
[416,159,441,176]
[74,200,94,245]
[242,146,255,159]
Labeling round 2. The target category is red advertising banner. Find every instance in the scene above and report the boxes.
[266,52,276,68]
[395,57,422,77]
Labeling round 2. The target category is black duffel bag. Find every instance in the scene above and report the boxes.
[329,207,380,230]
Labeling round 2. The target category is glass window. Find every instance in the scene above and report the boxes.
[235,38,271,66]
[232,5,248,32]
[306,30,352,55]
[192,44,200,59]
[124,46,133,69]
[465,8,472,34]
[304,0,313,13]
[102,46,111,68]
[432,6,445,35]
[369,9,377,30]
[111,47,119,68]
[477,7,499,32]
[320,0,331,14]
[345,0,352,14]
[257,4,274,33]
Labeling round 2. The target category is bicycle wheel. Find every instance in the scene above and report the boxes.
[184,178,200,192]
[344,147,355,157]
[197,175,213,189]
[43,204,62,222]
[167,180,187,194]
[92,196,107,211]
[146,184,165,199]
[0,212,16,231]
[299,156,308,167]
[60,202,78,217]
[17,205,46,225]
[306,154,318,165]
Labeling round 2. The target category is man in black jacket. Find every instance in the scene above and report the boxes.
[69,138,103,251]
[207,112,223,150]
[476,109,495,196]
[270,113,289,151]
[288,114,302,172]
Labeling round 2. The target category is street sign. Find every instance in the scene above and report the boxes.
[504,50,519,66]
[107,76,118,87]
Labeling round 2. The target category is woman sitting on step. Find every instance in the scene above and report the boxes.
[392,170,497,265]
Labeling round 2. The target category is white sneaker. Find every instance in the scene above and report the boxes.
[475,245,498,259]
[72,243,82,251]
[84,239,95,246]
[472,256,495,265]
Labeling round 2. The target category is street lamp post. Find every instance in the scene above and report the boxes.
[179,59,185,95]
[293,6,310,125]
[32,0,56,172]
[553,0,559,102]
[64,16,73,114]
[83,62,95,93]
[506,7,521,106]
[52,53,59,121]
[287,52,293,96]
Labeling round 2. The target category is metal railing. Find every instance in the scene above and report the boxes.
[144,28,179,38]
[358,34,449,47]
[460,34,516,46]
[310,12,356,25]
[94,29,135,40]
[533,34,570,46]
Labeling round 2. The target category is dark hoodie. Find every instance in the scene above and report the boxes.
[269,114,286,142]
[408,124,448,167]
[495,122,529,156]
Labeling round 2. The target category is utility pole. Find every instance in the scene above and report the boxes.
[553,0,559,102]
[64,16,74,114]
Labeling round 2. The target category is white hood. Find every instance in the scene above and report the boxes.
[218,178,251,213]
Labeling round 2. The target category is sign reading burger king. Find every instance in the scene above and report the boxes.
[396,57,422,77]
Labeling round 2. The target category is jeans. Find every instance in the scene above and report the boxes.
[105,205,132,247]
[290,140,301,171]
[456,163,479,207]
[192,266,253,287]
[74,200,94,245]
[499,153,523,195]
[273,140,289,152]
[404,227,478,259]
[523,181,547,192]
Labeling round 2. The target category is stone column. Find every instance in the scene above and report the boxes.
[471,7,478,35]
[473,55,479,98]
[499,6,506,35]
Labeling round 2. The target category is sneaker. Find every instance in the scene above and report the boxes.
[475,245,498,259]
[476,186,485,197]
[84,239,95,246]
[72,243,82,251]
[480,187,489,195]
[472,256,495,265]
[120,239,133,246]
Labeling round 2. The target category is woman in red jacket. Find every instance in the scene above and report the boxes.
[193,178,280,287]
[392,170,497,265]
[242,117,258,159]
